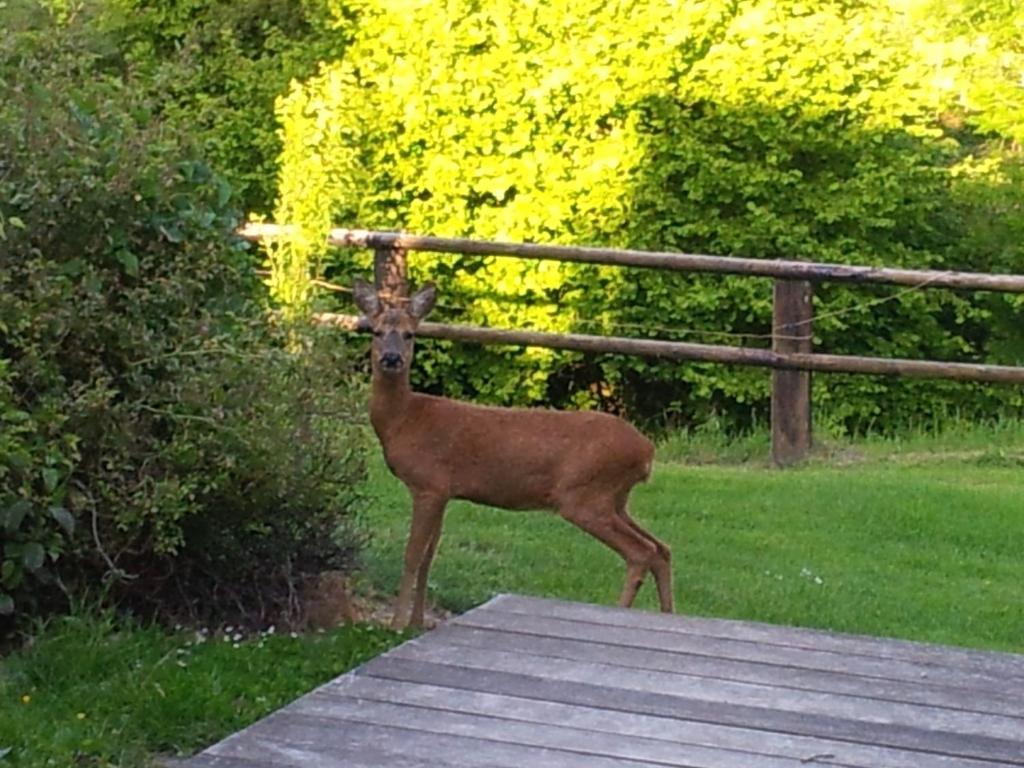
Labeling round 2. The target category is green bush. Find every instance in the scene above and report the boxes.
[0,3,369,625]
[97,0,350,214]
[273,0,1024,432]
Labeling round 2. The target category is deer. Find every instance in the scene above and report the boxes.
[352,278,673,630]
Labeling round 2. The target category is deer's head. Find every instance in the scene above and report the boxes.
[353,278,437,375]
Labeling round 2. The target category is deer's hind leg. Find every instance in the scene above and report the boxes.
[558,496,663,609]
[617,503,673,613]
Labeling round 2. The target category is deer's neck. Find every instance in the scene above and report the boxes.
[369,368,413,441]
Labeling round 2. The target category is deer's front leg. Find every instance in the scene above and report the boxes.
[391,491,446,630]
[410,523,443,628]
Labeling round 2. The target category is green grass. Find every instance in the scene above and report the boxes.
[361,421,1024,653]
[656,415,1024,466]
[0,613,405,767]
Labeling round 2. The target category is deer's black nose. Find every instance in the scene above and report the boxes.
[380,352,402,369]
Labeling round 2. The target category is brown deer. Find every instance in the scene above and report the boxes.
[353,278,673,629]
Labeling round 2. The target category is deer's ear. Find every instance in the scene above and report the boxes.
[408,282,437,321]
[352,278,380,317]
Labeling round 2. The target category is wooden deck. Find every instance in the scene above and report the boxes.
[184,593,1024,768]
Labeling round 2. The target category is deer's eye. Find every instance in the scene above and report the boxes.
[372,330,383,338]
[402,331,414,340]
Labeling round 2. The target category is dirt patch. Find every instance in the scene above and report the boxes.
[303,571,452,630]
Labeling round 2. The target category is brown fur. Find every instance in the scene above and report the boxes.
[354,279,674,629]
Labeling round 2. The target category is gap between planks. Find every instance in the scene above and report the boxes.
[383,640,1024,741]
[360,656,1024,765]
[482,595,1024,680]
[443,611,1024,711]
[318,673,1006,768]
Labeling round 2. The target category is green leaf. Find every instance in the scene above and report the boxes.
[0,745,12,759]
[0,593,12,615]
[49,505,75,536]
[117,250,140,277]
[2,499,31,533]
[7,451,30,471]
[159,223,184,243]
[61,258,85,277]
[42,467,59,492]
[8,216,25,230]
[1,560,22,590]
[217,178,232,208]
[4,409,30,423]
[22,542,45,571]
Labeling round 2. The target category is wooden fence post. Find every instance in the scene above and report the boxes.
[771,280,814,466]
[374,245,408,301]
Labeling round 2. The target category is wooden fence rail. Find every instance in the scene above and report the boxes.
[240,223,1024,465]
[244,223,1024,293]
[319,311,1024,382]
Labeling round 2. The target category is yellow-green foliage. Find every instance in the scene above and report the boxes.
[273,0,1024,428]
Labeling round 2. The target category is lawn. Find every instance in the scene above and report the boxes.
[0,615,405,767]
[361,423,1024,653]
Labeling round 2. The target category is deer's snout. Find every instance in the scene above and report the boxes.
[380,351,403,370]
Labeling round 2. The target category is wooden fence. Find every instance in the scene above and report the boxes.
[242,224,1024,465]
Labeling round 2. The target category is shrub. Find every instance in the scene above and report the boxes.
[0,2,368,625]
[97,0,351,214]
[272,0,1024,432]
[102,320,371,625]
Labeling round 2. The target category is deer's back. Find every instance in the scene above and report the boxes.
[377,394,654,510]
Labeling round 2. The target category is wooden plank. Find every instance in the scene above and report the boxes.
[210,712,675,768]
[771,279,813,466]
[386,642,1024,740]
[178,756,278,768]
[323,674,1005,768]
[453,608,1024,700]
[360,657,1024,764]
[486,595,1024,679]
[199,711,459,768]
[432,622,1024,717]
[293,691,819,768]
